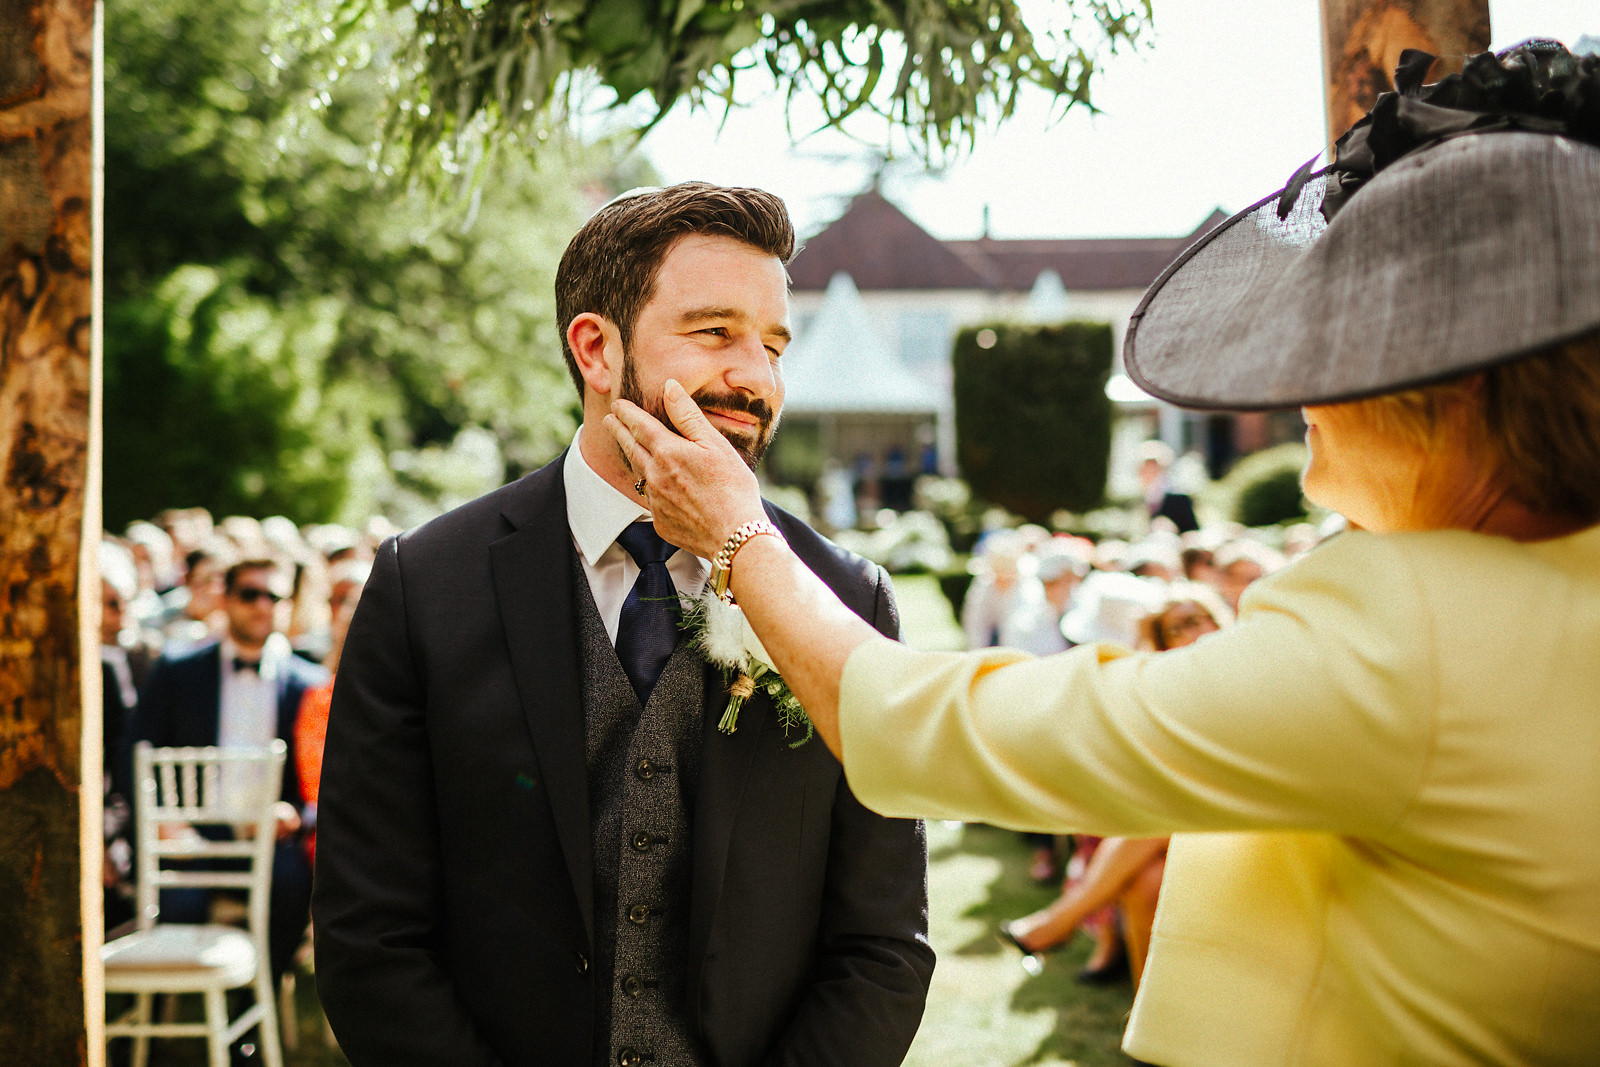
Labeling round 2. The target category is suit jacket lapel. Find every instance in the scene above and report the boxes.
[686,499,802,999]
[489,457,596,945]
[195,645,223,746]
[687,664,766,1004]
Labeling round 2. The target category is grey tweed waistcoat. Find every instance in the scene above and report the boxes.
[574,558,709,1067]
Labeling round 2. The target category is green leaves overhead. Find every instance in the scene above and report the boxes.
[104,0,627,527]
[314,0,1150,174]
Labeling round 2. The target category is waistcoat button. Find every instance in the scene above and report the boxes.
[618,1049,642,1067]
[622,974,644,997]
[628,903,650,924]
[574,951,589,976]
[631,831,652,852]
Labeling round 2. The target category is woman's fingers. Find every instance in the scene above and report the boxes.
[605,402,660,480]
[661,379,719,445]
[605,384,767,558]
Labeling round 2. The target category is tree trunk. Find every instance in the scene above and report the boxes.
[1319,0,1491,143]
[0,0,98,1062]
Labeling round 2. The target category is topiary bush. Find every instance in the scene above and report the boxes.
[1220,443,1311,527]
[952,321,1114,524]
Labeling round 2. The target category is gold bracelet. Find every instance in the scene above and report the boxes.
[710,520,784,600]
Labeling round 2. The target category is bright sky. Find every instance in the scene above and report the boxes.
[635,0,1595,241]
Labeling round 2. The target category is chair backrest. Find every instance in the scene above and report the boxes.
[131,741,286,948]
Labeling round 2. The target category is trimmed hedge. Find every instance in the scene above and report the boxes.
[1220,442,1311,527]
[952,321,1113,523]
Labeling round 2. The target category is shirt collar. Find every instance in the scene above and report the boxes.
[220,633,287,677]
[563,430,652,567]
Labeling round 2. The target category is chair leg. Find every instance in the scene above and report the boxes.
[204,988,230,1067]
[131,993,152,1067]
[255,971,286,1067]
[279,969,299,1052]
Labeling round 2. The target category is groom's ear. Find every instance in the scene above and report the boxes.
[569,313,621,396]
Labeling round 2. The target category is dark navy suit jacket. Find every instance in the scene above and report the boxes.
[132,639,327,812]
[1153,490,1200,534]
[313,454,935,1067]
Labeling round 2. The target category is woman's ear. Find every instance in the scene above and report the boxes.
[568,313,621,396]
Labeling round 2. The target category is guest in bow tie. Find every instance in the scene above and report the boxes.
[314,182,934,1067]
[131,557,328,988]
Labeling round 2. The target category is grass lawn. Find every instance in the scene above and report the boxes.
[131,576,1136,1065]
[895,575,1140,1067]
[907,821,1137,1067]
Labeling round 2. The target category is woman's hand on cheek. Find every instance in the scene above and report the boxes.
[605,379,767,559]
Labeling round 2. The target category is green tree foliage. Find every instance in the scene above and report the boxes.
[309,0,1150,175]
[105,0,635,527]
[951,322,1113,523]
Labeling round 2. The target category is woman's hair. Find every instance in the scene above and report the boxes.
[1137,581,1234,652]
[1355,330,1600,524]
[554,182,795,396]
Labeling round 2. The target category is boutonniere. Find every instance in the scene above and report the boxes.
[679,588,813,747]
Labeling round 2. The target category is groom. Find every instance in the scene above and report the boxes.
[313,182,935,1066]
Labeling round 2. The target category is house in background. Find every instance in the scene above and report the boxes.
[766,272,943,521]
[775,189,1304,506]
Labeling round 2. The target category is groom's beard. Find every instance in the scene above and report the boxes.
[620,354,779,470]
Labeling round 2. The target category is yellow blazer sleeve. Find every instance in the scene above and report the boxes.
[839,532,1439,837]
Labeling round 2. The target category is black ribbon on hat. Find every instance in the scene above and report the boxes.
[1312,41,1600,223]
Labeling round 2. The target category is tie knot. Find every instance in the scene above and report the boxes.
[616,522,677,567]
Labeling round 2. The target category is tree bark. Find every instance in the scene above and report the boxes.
[1319,0,1491,143]
[0,0,97,1062]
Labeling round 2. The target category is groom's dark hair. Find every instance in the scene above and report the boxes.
[555,181,796,396]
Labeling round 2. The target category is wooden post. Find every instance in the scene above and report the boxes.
[1319,0,1491,143]
[0,0,99,1062]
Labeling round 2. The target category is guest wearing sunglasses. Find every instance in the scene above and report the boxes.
[131,557,328,987]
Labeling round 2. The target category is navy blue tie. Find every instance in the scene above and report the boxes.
[615,522,680,703]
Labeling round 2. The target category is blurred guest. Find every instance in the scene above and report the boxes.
[1209,539,1285,613]
[1138,440,1199,534]
[1001,584,1233,988]
[961,529,1031,650]
[160,541,235,652]
[133,558,327,983]
[124,520,179,606]
[99,541,145,934]
[1178,543,1217,585]
[155,506,215,563]
[219,514,266,555]
[999,539,1090,657]
[293,559,370,863]
[998,538,1093,881]
[1124,535,1182,582]
[1060,569,1167,649]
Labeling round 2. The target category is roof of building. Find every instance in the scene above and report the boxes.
[780,273,943,416]
[789,190,996,291]
[789,190,1226,294]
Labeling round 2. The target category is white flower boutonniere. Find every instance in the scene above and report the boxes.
[680,588,813,747]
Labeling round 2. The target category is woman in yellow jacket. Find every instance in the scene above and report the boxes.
[611,43,1600,1066]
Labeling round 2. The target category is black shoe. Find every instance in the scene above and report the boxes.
[1076,946,1130,985]
[998,921,1062,957]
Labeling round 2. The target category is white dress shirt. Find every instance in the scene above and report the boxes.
[563,432,710,646]
[218,632,288,807]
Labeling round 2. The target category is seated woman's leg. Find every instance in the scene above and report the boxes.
[1117,847,1168,989]
[1004,836,1169,953]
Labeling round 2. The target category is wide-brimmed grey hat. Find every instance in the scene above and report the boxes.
[1125,42,1600,411]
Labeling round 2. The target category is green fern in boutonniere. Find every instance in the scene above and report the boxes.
[679,588,813,747]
